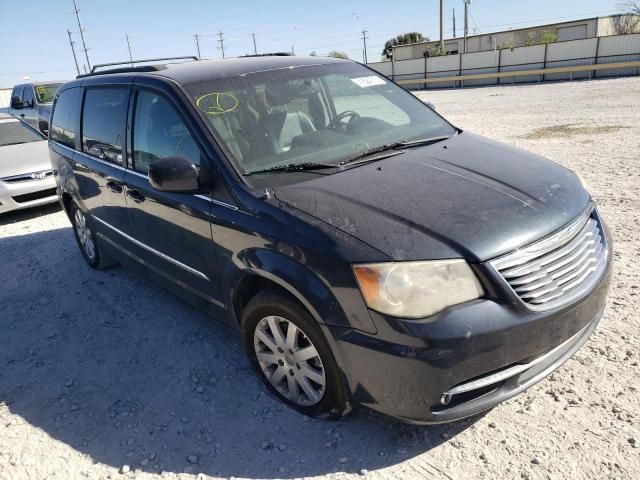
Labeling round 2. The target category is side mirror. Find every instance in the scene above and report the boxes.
[10,96,23,109]
[425,102,436,111]
[148,156,200,192]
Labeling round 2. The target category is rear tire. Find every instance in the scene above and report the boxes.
[241,289,349,419]
[70,203,116,270]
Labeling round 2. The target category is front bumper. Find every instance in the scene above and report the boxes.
[0,178,57,214]
[330,240,612,424]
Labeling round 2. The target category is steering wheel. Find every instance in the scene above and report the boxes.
[328,110,361,130]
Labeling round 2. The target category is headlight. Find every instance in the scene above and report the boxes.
[353,260,484,318]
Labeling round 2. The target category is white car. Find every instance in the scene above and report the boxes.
[0,114,57,214]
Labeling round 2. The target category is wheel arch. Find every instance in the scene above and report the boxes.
[223,248,377,335]
[61,191,73,219]
[230,269,325,331]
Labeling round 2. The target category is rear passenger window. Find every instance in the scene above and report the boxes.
[50,88,80,149]
[82,88,128,165]
[132,90,201,174]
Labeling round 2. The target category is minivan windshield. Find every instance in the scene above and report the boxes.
[184,62,455,179]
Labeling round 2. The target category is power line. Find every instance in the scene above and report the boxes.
[217,30,226,58]
[453,8,457,38]
[71,0,91,71]
[439,0,444,51]
[361,29,368,63]
[251,32,258,55]
[463,0,472,53]
[66,29,81,75]
[465,10,620,33]
[125,33,134,66]
[193,33,202,59]
[470,10,479,34]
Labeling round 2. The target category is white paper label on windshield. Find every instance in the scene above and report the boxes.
[351,76,386,88]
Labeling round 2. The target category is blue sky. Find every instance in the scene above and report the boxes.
[0,0,624,87]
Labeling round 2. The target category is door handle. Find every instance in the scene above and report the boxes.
[127,189,145,203]
[106,180,123,193]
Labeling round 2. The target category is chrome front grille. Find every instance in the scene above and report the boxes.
[491,207,607,311]
[1,170,53,183]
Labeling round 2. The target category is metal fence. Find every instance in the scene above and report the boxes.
[0,88,12,108]
[367,33,640,89]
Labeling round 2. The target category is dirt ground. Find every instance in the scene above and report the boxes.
[1,77,639,480]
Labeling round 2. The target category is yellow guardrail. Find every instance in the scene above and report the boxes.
[395,61,640,86]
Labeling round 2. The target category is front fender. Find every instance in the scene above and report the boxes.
[223,248,378,335]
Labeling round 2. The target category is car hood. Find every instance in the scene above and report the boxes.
[273,132,590,262]
[0,141,50,179]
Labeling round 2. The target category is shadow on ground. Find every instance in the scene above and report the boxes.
[0,222,478,478]
[0,202,61,226]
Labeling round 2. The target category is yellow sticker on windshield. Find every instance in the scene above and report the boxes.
[196,92,239,115]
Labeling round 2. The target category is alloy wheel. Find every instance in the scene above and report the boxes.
[74,209,96,261]
[253,315,326,406]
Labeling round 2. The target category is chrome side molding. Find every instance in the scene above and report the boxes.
[91,215,210,282]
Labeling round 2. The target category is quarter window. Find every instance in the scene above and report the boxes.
[50,87,80,149]
[82,87,128,165]
[132,90,201,174]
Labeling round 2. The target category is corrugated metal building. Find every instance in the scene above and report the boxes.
[393,14,639,61]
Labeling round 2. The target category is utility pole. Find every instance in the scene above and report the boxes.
[439,0,444,52]
[463,0,472,54]
[72,0,91,70]
[217,30,225,59]
[125,33,133,66]
[251,33,258,55]
[361,29,369,64]
[453,8,457,38]
[67,29,81,75]
[193,33,202,59]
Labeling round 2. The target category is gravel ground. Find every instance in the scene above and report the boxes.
[1,77,639,480]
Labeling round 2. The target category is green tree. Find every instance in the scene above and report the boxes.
[525,30,558,46]
[540,30,559,44]
[382,32,427,60]
[328,50,349,59]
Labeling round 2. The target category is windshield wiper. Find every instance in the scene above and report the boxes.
[339,135,452,166]
[394,135,452,148]
[245,162,338,176]
[2,141,28,146]
[244,135,453,175]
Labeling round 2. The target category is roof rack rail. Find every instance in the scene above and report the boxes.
[241,52,294,57]
[90,56,198,73]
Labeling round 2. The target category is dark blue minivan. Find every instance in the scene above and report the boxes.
[48,56,611,424]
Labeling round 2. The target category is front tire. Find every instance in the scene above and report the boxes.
[241,290,349,418]
[70,203,116,270]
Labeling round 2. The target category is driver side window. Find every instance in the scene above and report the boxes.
[132,90,201,174]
